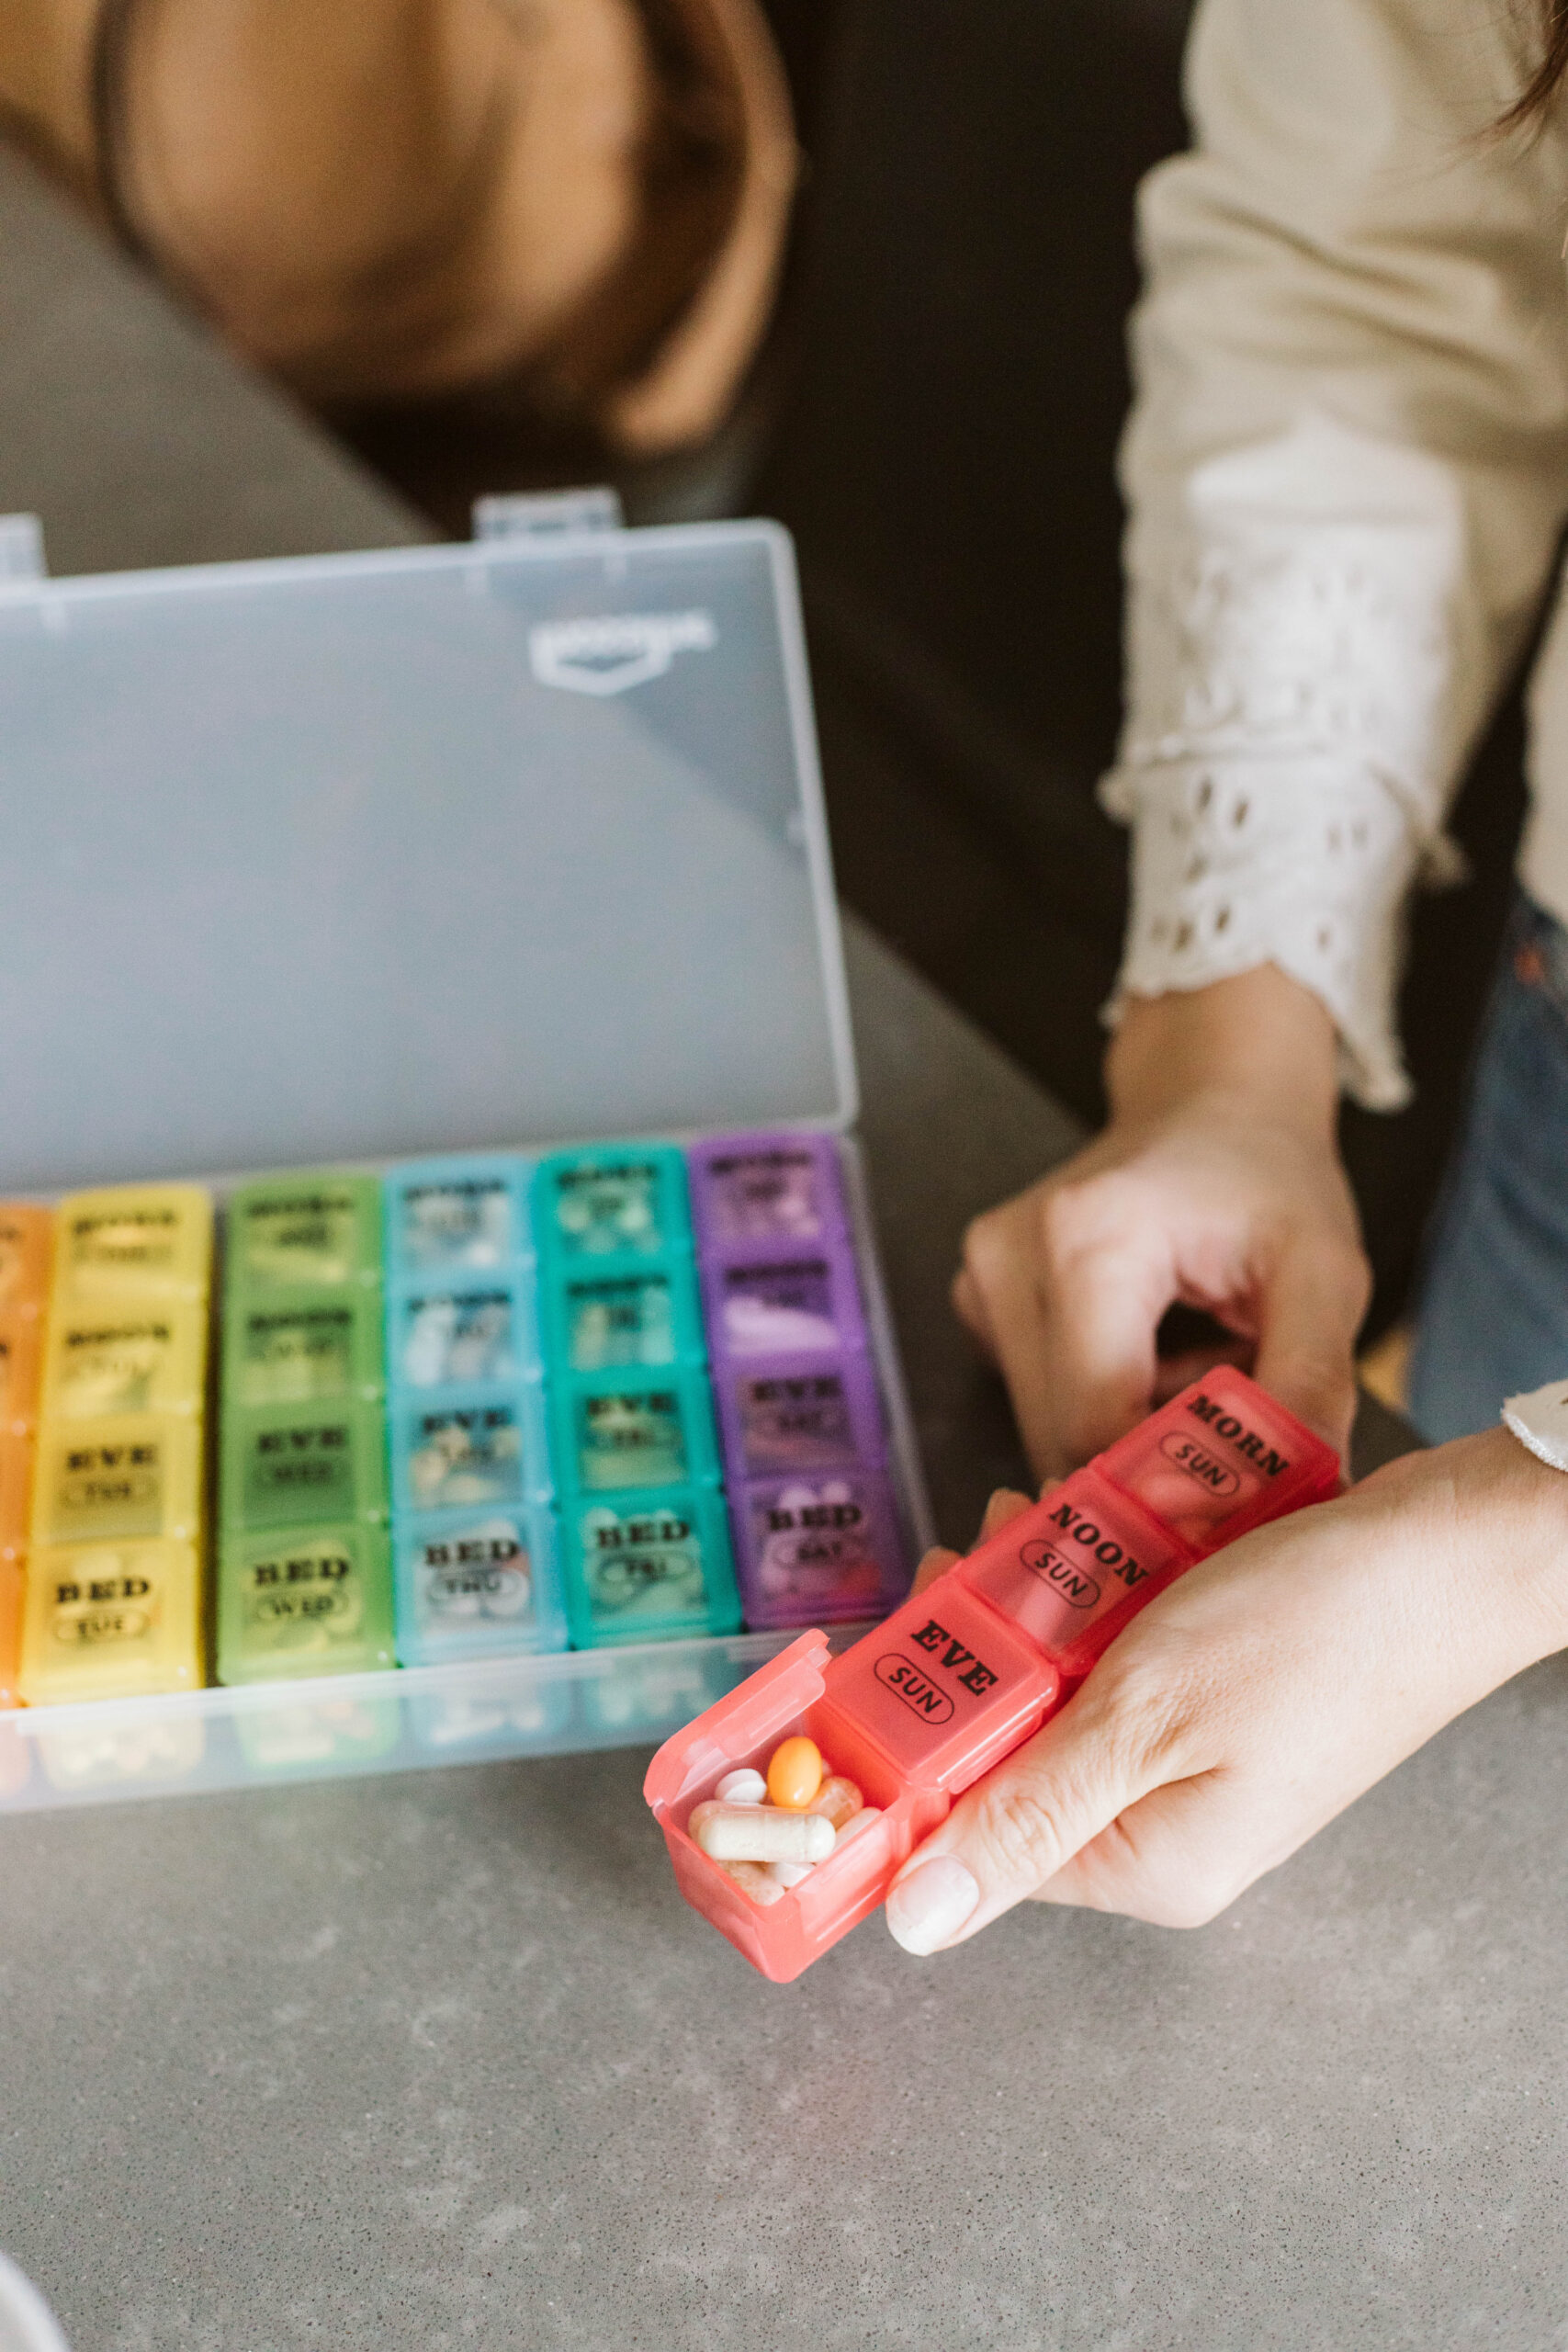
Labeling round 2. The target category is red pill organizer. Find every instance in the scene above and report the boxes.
[645,1367,1339,1980]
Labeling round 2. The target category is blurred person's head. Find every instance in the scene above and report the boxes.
[0,0,797,457]
[1507,0,1568,128]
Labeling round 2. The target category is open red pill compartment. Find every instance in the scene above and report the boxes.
[646,1366,1339,1982]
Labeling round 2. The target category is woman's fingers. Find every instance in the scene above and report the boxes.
[960,1181,1170,1479]
[979,1487,1035,1539]
[884,1670,1190,1954]
[911,1488,1036,1595]
[1253,1232,1371,1468]
[951,990,1371,1486]
[950,1263,998,1362]
[910,1544,960,1596]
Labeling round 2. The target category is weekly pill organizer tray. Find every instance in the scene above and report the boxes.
[0,495,931,1813]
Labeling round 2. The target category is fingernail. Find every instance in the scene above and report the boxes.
[886,1857,980,1956]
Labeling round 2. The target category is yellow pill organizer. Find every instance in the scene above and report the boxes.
[0,492,930,1809]
[54,1187,212,1303]
[41,1304,208,1420]
[19,1186,211,1706]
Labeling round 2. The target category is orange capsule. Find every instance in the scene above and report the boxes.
[766,1735,824,1811]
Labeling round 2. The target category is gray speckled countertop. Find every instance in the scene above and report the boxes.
[0,141,1563,2352]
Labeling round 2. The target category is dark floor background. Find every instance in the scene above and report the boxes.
[30,0,1534,1346]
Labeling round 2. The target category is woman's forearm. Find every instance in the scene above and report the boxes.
[1107,966,1340,1136]
[1400,1425,1568,1679]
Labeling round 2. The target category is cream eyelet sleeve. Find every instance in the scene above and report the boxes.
[1100,0,1568,1109]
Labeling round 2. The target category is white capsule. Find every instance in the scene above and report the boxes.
[689,1801,836,1864]
[770,1858,816,1889]
[832,1806,884,1849]
[716,1767,768,1806]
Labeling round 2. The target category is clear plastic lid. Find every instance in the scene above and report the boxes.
[0,519,856,1191]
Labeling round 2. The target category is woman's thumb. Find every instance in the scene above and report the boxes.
[884,1681,1163,1955]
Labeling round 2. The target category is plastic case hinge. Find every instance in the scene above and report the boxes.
[471,489,626,541]
[0,514,46,582]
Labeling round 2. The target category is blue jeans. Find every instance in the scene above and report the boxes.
[1408,893,1568,1442]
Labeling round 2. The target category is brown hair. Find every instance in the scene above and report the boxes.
[1502,1,1568,130]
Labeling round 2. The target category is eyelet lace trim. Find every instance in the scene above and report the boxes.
[1101,447,1474,1110]
[1100,757,1427,1111]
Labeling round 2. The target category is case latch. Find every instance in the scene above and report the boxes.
[0,514,46,582]
[471,488,625,541]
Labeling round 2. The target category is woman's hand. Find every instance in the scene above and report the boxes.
[953,967,1371,1479]
[883,1430,1568,1955]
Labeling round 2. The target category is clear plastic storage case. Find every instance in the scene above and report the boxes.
[0,496,931,1811]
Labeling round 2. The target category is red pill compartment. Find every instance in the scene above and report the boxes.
[816,1577,1060,1797]
[955,1467,1192,1668]
[1096,1365,1339,1553]
[644,1630,947,1982]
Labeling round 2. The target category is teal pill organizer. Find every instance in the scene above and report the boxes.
[392,1501,567,1664]
[532,1145,694,1270]
[543,1264,705,1374]
[386,1157,535,1286]
[530,1143,726,1646]
[553,1368,722,1498]
[558,1483,740,1647]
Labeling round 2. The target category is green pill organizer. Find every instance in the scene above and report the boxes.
[222,1399,389,1533]
[217,1167,394,1688]
[0,492,929,1811]
[226,1295,386,1409]
[226,1173,383,1293]
[218,1522,395,1684]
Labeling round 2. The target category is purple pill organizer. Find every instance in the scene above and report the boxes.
[731,1466,905,1627]
[689,1132,908,1626]
[688,1133,845,1255]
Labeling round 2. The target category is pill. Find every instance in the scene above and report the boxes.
[689,1800,836,1864]
[766,1735,824,1811]
[720,1860,785,1906]
[716,1767,767,1805]
[807,1775,863,1829]
[833,1805,883,1849]
[770,1859,816,1888]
